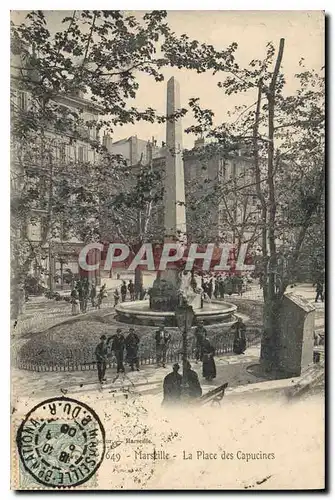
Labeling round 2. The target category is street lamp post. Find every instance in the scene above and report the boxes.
[175,304,195,395]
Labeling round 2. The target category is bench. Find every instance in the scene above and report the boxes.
[196,382,229,407]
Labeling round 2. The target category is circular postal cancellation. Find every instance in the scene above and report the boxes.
[16,396,106,488]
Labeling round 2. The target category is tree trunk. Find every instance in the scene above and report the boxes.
[260,295,283,371]
[260,38,285,372]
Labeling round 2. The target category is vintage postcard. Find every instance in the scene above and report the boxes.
[10,10,325,490]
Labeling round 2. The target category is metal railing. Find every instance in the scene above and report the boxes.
[14,327,262,373]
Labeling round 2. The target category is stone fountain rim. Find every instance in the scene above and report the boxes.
[115,299,237,317]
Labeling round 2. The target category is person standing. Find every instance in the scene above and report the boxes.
[193,321,206,363]
[315,281,324,303]
[121,281,127,302]
[70,289,79,315]
[184,361,202,399]
[219,277,225,299]
[90,284,96,307]
[125,327,140,371]
[162,363,182,406]
[155,326,171,368]
[207,278,213,299]
[95,335,108,384]
[202,335,216,381]
[237,276,244,296]
[83,278,90,312]
[112,329,125,373]
[113,288,120,307]
[232,317,247,354]
[259,273,264,290]
[128,280,135,301]
[96,284,107,309]
[214,278,220,299]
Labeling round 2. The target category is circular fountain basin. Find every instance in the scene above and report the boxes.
[115,300,237,327]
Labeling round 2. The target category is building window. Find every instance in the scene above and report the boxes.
[78,146,84,162]
[17,91,28,111]
[66,145,72,162]
[78,146,88,163]
[86,113,97,141]
[232,162,237,178]
[219,158,226,179]
[59,144,66,163]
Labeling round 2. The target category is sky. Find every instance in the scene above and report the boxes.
[11,10,324,149]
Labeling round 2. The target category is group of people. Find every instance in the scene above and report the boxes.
[201,274,246,300]
[113,280,147,306]
[162,318,247,405]
[94,324,173,384]
[71,282,108,314]
[162,361,202,406]
[95,327,141,384]
[95,318,247,402]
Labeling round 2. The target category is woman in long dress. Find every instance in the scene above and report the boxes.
[232,318,247,354]
[202,335,216,381]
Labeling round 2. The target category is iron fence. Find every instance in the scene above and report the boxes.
[14,327,262,373]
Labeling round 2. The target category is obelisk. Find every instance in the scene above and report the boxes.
[164,76,186,242]
[149,77,186,310]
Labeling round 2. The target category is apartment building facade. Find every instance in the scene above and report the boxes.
[105,134,259,247]
[11,55,102,290]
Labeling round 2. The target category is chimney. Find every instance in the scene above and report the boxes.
[146,141,153,163]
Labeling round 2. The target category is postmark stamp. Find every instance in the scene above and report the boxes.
[16,396,105,488]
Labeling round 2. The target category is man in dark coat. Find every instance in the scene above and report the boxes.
[112,328,125,373]
[193,321,206,362]
[125,327,140,371]
[237,276,244,296]
[95,335,108,384]
[315,282,324,303]
[219,277,225,298]
[128,280,135,301]
[162,363,182,406]
[114,288,120,307]
[202,335,216,381]
[232,318,247,354]
[185,361,202,399]
[155,326,171,368]
[90,284,96,307]
[214,278,220,299]
[202,278,208,296]
[121,281,127,302]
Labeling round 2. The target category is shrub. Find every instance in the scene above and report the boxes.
[24,276,46,296]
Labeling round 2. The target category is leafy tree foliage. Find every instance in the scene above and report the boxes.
[184,39,324,370]
[11,10,234,312]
